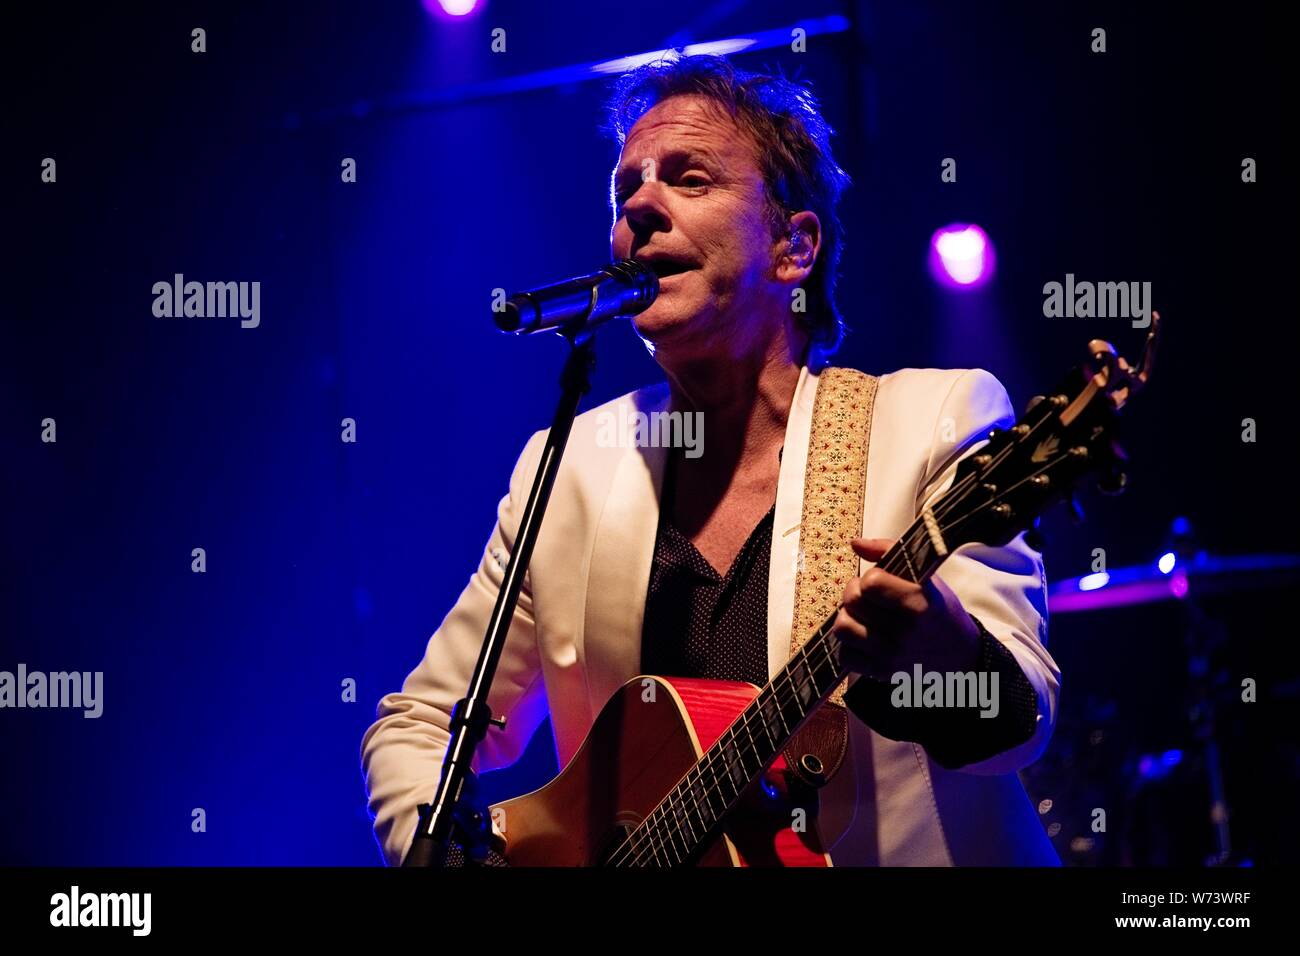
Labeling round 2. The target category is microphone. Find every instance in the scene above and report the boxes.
[494,258,658,337]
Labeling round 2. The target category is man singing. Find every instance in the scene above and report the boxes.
[361,54,1060,866]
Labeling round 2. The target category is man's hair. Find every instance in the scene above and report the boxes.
[604,54,852,357]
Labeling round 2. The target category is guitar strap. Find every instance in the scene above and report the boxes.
[781,366,878,788]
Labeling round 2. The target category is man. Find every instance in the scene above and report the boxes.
[361,55,1060,866]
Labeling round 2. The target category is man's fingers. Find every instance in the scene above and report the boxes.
[850,537,893,560]
[839,597,912,636]
[849,538,925,608]
[831,610,903,679]
[849,566,927,614]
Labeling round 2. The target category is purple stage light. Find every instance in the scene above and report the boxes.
[1170,570,1190,599]
[1079,571,1110,592]
[929,223,995,289]
[424,0,480,18]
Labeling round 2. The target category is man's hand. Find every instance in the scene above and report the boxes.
[831,537,981,680]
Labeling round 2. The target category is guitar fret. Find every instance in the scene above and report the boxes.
[666,810,687,864]
[661,795,683,856]
[689,774,714,830]
[675,789,695,848]
[722,736,745,796]
[910,535,936,580]
[661,809,681,866]
[633,827,654,868]
[705,776,725,820]
[677,787,699,846]
[787,657,812,714]
[759,692,784,750]
[642,811,667,867]
[806,646,828,700]
[756,698,777,752]
[899,540,918,582]
[741,708,761,772]
[774,684,797,731]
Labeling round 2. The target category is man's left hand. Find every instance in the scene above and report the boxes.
[831,537,982,681]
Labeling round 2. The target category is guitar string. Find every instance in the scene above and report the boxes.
[607,412,1067,866]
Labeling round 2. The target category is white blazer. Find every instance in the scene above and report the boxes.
[361,365,1062,866]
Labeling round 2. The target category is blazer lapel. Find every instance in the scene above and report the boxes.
[580,390,671,718]
[766,364,820,677]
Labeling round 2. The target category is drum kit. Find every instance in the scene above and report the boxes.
[1024,516,1300,866]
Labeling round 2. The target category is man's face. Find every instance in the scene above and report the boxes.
[610,95,787,355]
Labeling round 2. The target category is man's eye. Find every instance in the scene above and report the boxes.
[678,175,711,193]
[614,185,636,210]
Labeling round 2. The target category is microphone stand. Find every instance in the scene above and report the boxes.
[402,327,597,867]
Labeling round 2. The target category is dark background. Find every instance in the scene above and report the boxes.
[3,1,1294,865]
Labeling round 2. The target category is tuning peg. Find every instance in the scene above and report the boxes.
[1087,339,1118,364]
[1025,395,1045,413]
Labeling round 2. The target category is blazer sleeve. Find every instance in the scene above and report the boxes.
[922,368,1059,773]
[845,368,1060,775]
[360,428,552,866]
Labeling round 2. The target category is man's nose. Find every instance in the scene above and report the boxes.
[622,182,671,238]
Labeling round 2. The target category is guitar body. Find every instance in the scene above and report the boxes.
[491,676,832,867]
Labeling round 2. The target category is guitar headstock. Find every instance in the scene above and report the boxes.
[939,313,1161,551]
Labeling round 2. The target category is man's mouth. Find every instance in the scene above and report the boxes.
[636,257,696,280]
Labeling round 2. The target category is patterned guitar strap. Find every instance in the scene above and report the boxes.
[781,366,878,789]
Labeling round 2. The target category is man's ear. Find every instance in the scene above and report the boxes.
[776,211,822,282]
